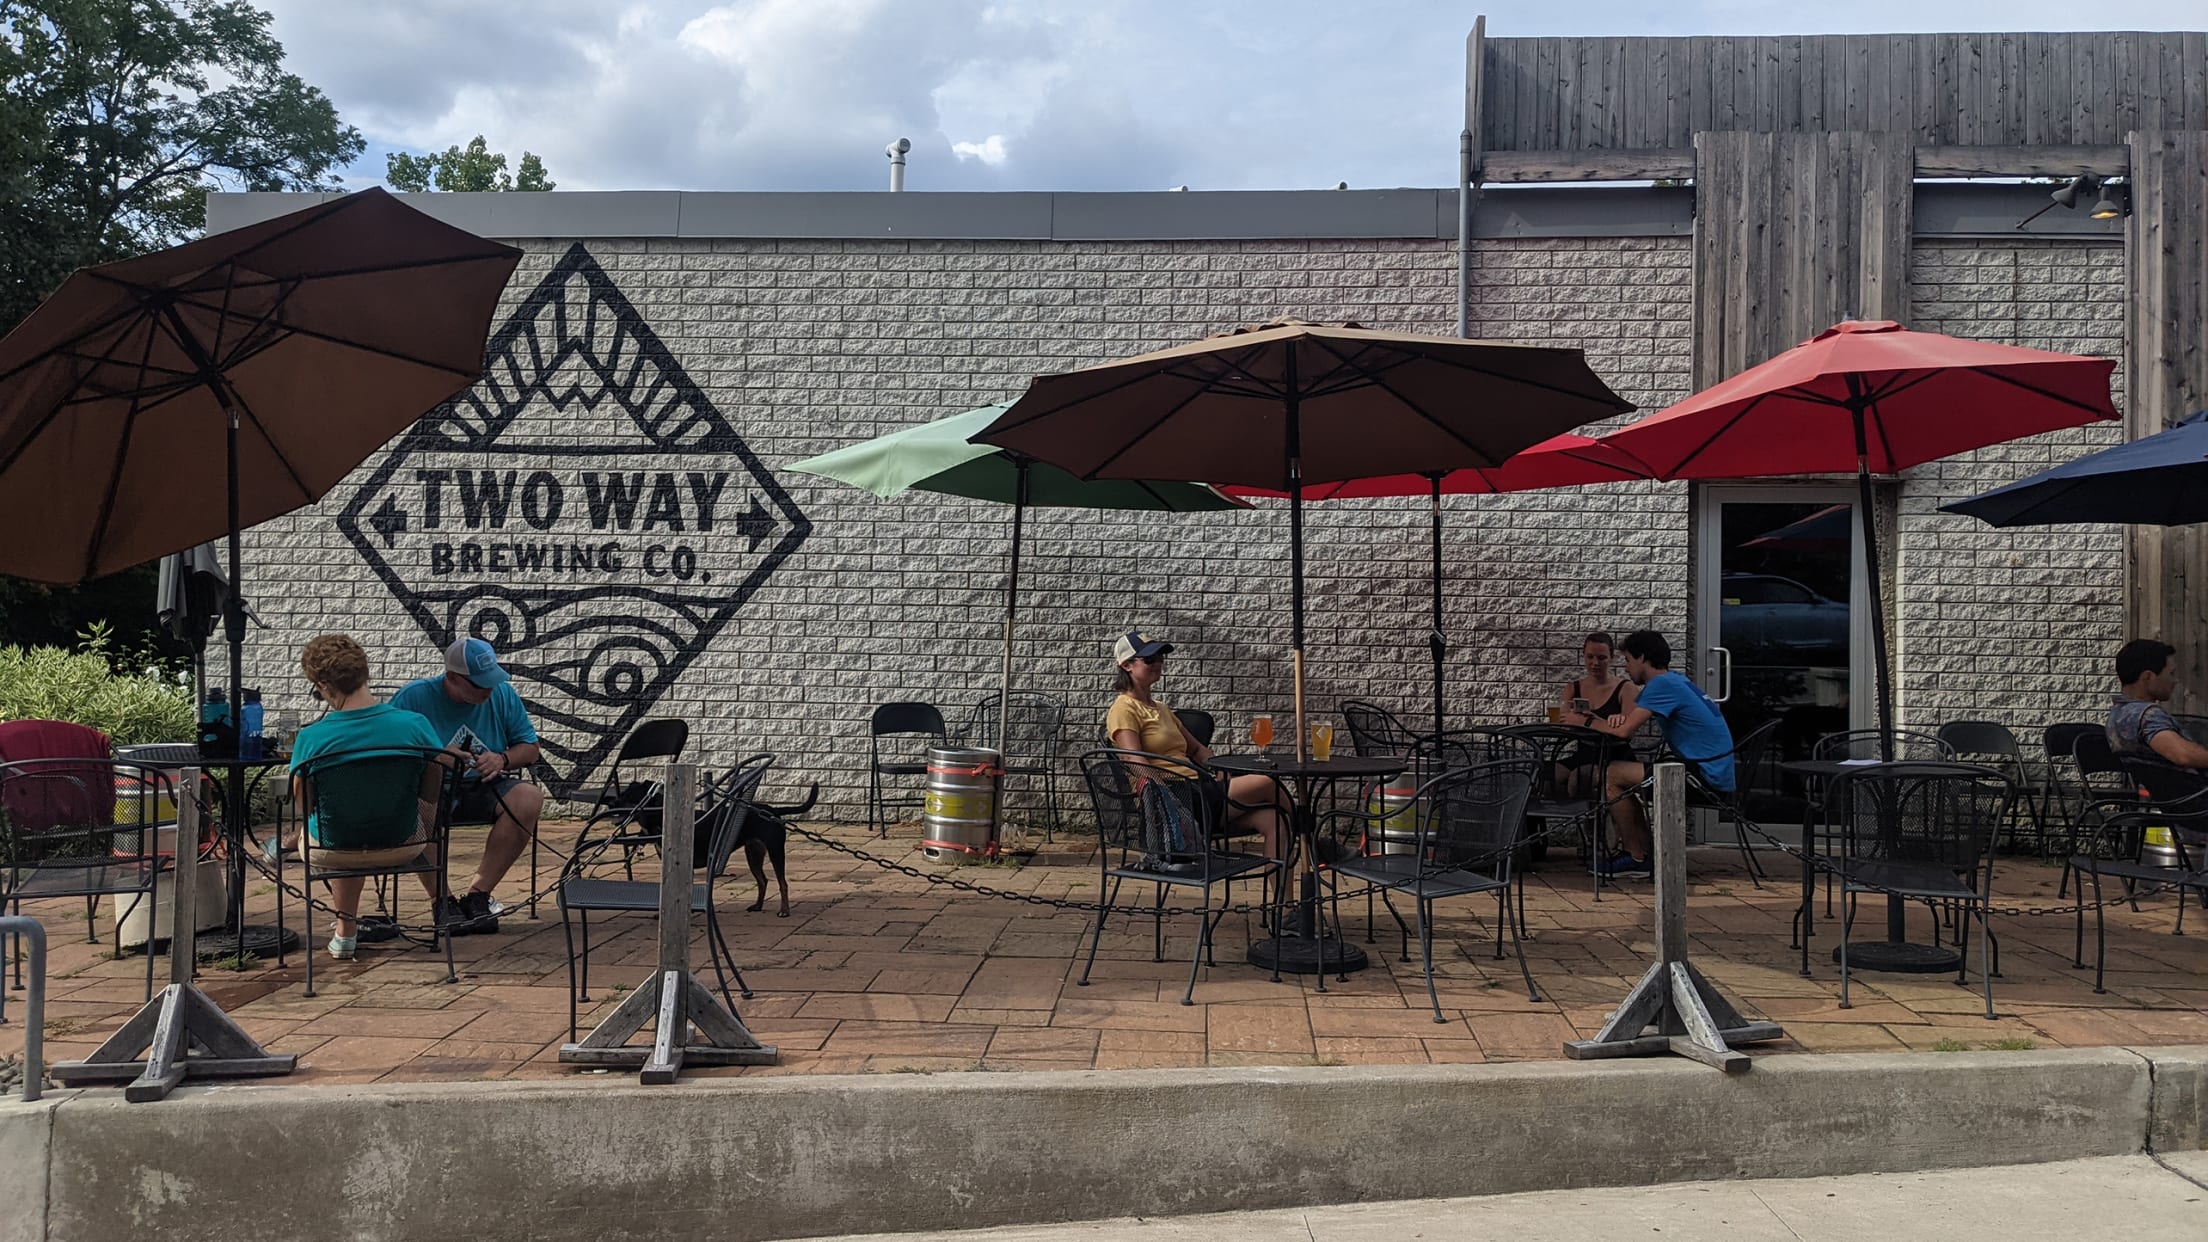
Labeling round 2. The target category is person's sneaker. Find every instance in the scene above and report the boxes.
[356,915,400,944]
[432,894,473,936]
[1592,852,1652,880]
[326,936,357,960]
[454,889,500,935]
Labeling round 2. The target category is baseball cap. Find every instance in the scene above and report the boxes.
[444,637,510,687]
[1111,629,1174,666]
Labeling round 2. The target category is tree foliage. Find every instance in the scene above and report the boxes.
[0,0,364,334]
[386,135,555,193]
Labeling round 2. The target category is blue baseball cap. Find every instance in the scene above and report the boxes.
[444,638,510,687]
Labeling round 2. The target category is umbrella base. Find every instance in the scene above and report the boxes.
[1248,935,1370,975]
[197,924,300,961]
[1832,941,1961,974]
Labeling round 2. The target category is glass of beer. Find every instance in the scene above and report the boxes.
[1249,713,1274,755]
[1546,705,1563,724]
[1311,722,1335,762]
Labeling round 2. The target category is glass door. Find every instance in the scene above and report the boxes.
[1694,485,1872,826]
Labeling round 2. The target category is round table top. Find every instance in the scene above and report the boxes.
[1208,753,1402,780]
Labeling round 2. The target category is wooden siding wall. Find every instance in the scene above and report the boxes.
[1482,33,2208,153]
[2125,130,2208,705]
[1690,132,1914,386]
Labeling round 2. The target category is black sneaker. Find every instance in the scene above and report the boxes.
[356,915,401,944]
[454,889,499,935]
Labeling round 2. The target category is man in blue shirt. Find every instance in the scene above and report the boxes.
[1585,630,1736,879]
[391,638,544,933]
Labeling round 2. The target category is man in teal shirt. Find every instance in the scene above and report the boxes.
[391,638,544,933]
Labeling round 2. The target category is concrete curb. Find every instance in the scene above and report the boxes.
[2,1046,2202,1242]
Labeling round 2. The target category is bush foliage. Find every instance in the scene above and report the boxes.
[0,627,193,745]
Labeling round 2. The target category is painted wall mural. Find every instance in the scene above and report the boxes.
[338,243,811,796]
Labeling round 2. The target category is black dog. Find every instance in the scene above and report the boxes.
[698,770,815,918]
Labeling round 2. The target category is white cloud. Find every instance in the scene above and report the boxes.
[254,0,2208,194]
[951,134,1009,165]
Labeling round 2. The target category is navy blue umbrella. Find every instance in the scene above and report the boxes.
[1941,412,2208,528]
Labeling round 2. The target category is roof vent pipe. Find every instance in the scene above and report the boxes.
[886,138,911,191]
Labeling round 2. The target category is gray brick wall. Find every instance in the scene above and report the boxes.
[237,229,2116,818]
[1899,238,2127,740]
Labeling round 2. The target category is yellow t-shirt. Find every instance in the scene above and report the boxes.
[1104,694,1198,778]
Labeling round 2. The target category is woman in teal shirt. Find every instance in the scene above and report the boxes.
[289,635,455,959]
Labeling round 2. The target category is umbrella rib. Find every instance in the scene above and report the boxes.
[1301,335,1514,465]
[983,340,1278,435]
[148,307,316,503]
[75,324,168,581]
[0,303,161,389]
[1661,391,1775,477]
[1085,382,1220,480]
[1964,365,2115,416]
[1407,350,1637,410]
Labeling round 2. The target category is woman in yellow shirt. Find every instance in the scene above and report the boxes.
[1105,630,1286,859]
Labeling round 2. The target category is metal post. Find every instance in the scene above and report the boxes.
[0,917,46,1101]
[1285,341,1308,763]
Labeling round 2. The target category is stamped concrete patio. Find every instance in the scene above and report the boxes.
[6,817,2207,1086]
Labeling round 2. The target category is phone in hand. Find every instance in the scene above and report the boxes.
[1571,697,1592,716]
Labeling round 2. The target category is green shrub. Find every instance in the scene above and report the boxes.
[0,631,194,746]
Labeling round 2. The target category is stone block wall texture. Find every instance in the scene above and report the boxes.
[235,228,2119,819]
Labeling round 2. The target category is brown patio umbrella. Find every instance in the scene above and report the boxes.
[0,187,520,957]
[975,319,1634,757]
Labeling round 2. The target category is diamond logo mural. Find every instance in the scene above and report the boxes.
[339,243,810,796]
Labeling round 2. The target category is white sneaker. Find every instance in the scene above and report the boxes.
[326,936,357,960]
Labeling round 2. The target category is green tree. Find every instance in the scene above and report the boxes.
[386,135,555,193]
[0,0,360,653]
[0,0,364,335]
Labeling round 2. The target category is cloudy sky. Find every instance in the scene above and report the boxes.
[258,1,2205,193]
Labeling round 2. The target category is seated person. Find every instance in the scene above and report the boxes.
[1556,629,1637,794]
[2107,638,2208,770]
[391,638,544,934]
[288,635,457,960]
[1105,629,1287,860]
[1584,630,1737,879]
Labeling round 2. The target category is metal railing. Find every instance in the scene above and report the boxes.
[0,916,48,1101]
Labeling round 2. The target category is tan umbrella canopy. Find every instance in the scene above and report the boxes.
[977,319,1634,756]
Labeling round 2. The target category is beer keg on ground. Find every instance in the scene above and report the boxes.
[1367,781,1428,855]
[922,746,1000,862]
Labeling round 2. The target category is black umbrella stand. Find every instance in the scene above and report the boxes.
[1248,344,1371,976]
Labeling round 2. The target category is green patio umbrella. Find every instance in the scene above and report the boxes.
[790,403,1244,751]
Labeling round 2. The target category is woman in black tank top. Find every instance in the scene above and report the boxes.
[1557,631,1636,792]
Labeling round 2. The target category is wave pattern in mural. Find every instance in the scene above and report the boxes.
[338,242,810,796]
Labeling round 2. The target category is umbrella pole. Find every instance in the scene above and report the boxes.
[1286,349,1307,764]
[222,406,249,941]
[1429,474,1445,742]
[999,461,1028,757]
[1851,403,1896,756]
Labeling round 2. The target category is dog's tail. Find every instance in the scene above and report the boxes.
[756,782,818,820]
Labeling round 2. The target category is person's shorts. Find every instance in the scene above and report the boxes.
[451,776,521,824]
[311,804,434,869]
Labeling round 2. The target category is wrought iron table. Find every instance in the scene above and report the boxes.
[1209,753,1402,978]
[1782,758,1963,974]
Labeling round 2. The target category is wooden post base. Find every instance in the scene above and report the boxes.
[559,968,778,1081]
[51,983,298,1101]
[1562,763,1784,1073]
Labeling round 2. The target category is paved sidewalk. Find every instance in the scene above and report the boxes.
[819,1155,2208,1241]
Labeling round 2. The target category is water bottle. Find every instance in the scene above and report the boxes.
[198,689,237,759]
[240,690,264,761]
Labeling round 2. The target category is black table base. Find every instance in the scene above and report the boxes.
[1248,935,1369,975]
[1832,941,1961,973]
[197,924,299,960]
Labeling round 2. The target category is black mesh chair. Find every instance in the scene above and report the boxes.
[2040,722,2106,842]
[2056,730,2140,897]
[1665,718,1783,886]
[1936,720,2047,851]
[1811,729,1954,762]
[289,746,462,998]
[1076,749,1278,1005]
[572,719,688,872]
[1500,723,1630,871]
[0,757,171,1004]
[2068,756,2208,992]
[557,755,773,1040]
[1324,759,1541,1021]
[1341,700,1422,759]
[969,692,1067,841]
[868,702,947,837]
[1819,762,2012,1018]
[1171,709,1216,749]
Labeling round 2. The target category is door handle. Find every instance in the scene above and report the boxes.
[1708,645,1733,702]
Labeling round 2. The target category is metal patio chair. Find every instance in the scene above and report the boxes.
[289,745,462,998]
[0,756,171,1005]
[969,692,1067,841]
[1936,720,2047,852]
[2068,756,2208,993]
[867,702,948,837]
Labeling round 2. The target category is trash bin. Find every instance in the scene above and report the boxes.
[921,746,1000,863]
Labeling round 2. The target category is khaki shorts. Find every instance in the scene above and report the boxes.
[310,800,436,869]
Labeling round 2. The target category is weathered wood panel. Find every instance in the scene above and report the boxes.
[2127,130,2208,709]
[1482,32,2206,152]
[1692,132,1916,387]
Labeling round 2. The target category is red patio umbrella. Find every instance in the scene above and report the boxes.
[1597,319,2119,739]
[1221,433,1655,738]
